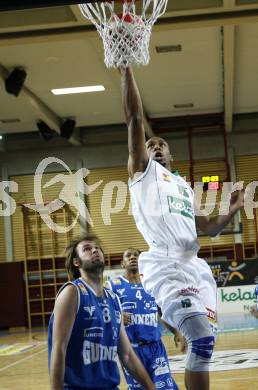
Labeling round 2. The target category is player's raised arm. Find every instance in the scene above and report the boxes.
[121,67,149,178]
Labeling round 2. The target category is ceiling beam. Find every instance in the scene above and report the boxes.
[155,7,258,31]
[223,0,236,10]
[0,1,101,11]
[233,113,258,132]
[1,7,258,46]
[2,0,258,14]
[223,24,235,132]
[0,64,81,145]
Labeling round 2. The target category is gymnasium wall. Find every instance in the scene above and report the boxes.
[236,154,258,244]
[0,130,258,261]
[1,131,258,175]
[10,172,81,261]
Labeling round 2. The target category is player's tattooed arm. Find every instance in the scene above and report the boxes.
[121,66,149,178]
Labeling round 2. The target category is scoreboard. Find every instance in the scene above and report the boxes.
[202,175,220,190]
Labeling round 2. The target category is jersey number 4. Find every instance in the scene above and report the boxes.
[136,290,142,300]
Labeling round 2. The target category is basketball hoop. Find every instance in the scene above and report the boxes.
[79,0,168,68]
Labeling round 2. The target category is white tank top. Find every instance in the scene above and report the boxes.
[129,159,199,252]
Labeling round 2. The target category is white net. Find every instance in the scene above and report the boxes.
[79,0,168,68]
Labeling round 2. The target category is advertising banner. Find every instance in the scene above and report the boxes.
[104,268,123,283]
[209,260,258,287]
[217,284,256,314]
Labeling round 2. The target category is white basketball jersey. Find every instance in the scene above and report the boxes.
[129,159,199,252]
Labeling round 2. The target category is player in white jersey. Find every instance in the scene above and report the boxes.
[107,248,180,390]
[121,67,244,390]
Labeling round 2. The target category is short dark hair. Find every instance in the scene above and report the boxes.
[65,233,104,280]
[123,248,140,258]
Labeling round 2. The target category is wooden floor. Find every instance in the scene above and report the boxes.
[0,329,257,389]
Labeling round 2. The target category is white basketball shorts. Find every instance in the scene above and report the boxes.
[138,247,217,329]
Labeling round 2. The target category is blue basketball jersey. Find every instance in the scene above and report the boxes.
[48,278,122,389]
[108,276,161,344]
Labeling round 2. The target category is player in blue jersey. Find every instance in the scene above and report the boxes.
[250,284,258,318]
[107,248,182,390]
[48,234,156,390]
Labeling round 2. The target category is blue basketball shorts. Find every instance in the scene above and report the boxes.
[122,339,178,390]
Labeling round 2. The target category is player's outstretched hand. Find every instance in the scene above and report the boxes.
[229,187,244,213]
[250,306,258,318]
[123,312,132,325]
[174,330,187,353]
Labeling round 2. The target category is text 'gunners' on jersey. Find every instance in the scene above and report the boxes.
[48,278,122,389]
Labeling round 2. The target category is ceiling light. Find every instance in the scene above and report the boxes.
[156,45,182,53]
[51,85,105,95]
[0,135,2,140]
[174,103,194,109]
